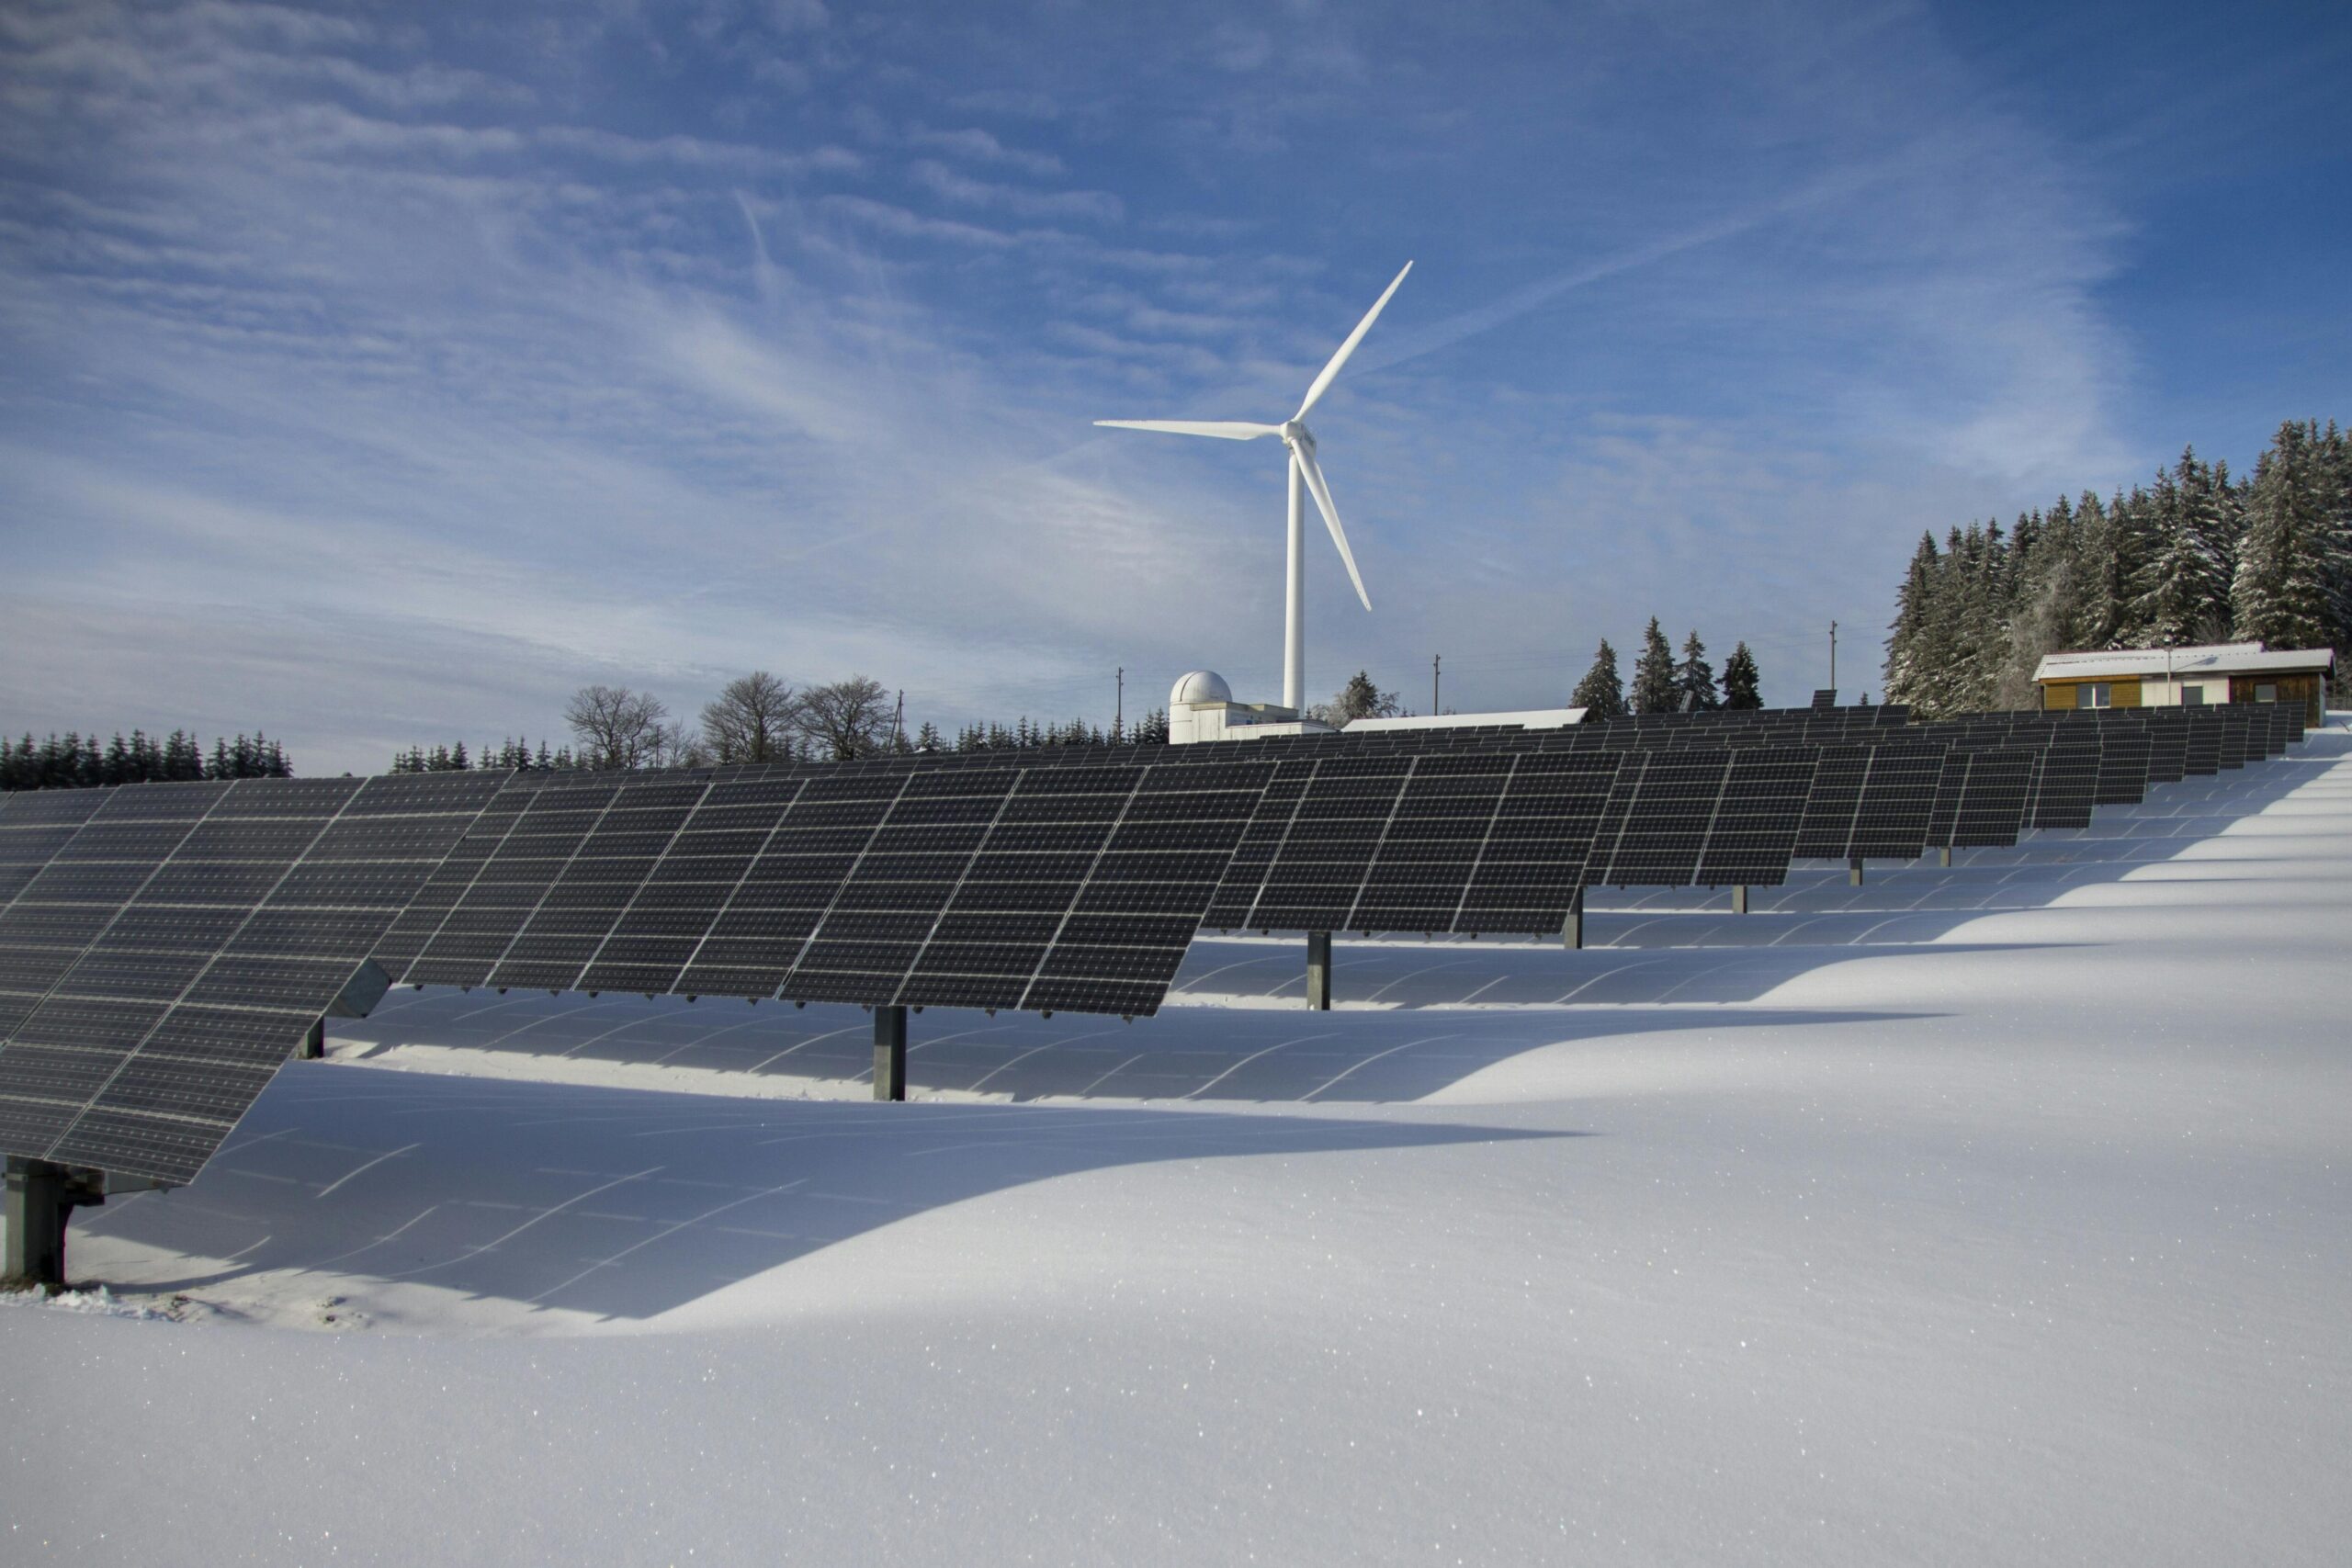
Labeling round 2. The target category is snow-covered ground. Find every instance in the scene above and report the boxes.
[6,727,2348,1563]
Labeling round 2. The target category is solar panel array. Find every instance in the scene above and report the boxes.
[0,696,2313,1183]
[0,773,508,1182]
[1204,750,1625,934]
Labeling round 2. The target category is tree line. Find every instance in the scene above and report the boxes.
[392,673,1183,774]
[1883,418,2350,718]
[1,729,293,791]
[391,642,1781,778]
[1568,622,1762,719]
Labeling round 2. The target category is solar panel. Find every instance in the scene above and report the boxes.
[1926,748,2038,849]
[1346,753,1519,933]
[2217,708,2252,769]
[0,773,507,1183]
[0,790,107,911]
[1846,743,1949,859]
[1583,746,1819,888]
[2183,711,2223,775]
[4,694,2316,1191]
[585,772,808,998]
[2141,714,2189,785]
[2028,733,2100,829]
[489,776,709,993]
[1694,748,1820,886]
[1245,753,1416,932]
[2093,727,2153,806]
[1453,752,1622,931]
[1001,761,1269,1017]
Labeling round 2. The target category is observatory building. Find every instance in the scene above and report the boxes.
[1167,670,1584,744]
[1167,671,1334,744]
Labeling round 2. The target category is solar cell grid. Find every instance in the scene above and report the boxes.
[2029,736,2100,829]
[1694,749,1819,886]
[2218,709,2251,769]
[0,773,507,1183]
[2094,729,2154,806]
[1585,750,1730,887]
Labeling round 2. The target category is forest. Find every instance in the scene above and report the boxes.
[0,729,292,791]
[1883,418,2349,718]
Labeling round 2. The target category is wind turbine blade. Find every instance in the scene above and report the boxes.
[1292,260,1413,422]
[1294,445,1372,612]
[1094,419,1283,440]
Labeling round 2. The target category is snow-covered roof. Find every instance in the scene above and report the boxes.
[2032,642,2335,682]
[1344,707,1585,733]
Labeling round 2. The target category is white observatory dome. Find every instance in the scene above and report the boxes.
[1170,670,1234,706]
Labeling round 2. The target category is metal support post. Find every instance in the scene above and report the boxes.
[1732,886,1749,915]
[1561,887,1584,951]
[1938,845,1952,868]
[4,1157,104,1292]
[1849,857,1866,886]
[1306,931,1332,1011]
[873,1006,908,1101]
[299,1016,325,1060]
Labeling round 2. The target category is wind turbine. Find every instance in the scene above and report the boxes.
[1097,261,1411,714]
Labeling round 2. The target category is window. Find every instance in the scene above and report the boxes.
[2255,683,2278,703]
[2182,684,2206,706]
[2076,682,2111,709]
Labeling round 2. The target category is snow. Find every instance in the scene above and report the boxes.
[6,725,2350,1563]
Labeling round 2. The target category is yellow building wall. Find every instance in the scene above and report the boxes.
[2039,679,2141,709]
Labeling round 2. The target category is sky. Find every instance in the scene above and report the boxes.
[2,0,2346,774]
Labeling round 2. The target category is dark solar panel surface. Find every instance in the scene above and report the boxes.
[0,790,107,911]
[2218,710,2251,769]
[2029,737,2101,829]
[1584,747,1820,888]
[1793,743,1948,860]
[1212,750,1622,934]
[1926,749,2039,849]
[376,761,1273,1020]
[2094,729,2153,806]
[0,773,507,1183]
[0,694,2310,1182]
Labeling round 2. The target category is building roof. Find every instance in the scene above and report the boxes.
[1344,708,1585,733]
[2033,642,2335,682]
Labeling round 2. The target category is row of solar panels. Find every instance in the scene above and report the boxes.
[0,701,2305,1183]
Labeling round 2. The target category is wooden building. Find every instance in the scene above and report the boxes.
[2033,642,2335,726]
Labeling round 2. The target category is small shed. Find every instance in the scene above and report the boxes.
[2032,641,2335,726]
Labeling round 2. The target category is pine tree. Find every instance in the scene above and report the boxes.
[1882,532,1939,710]
[1673,631,1719,712]
[1629,617,1678,715]
[1721,643,1761,708]
[1570,639,1626,719]
[2233,420,2339,649]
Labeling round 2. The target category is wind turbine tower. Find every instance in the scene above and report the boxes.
[1097,261,1411,713]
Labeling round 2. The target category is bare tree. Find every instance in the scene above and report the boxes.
[796,674,895,761]
[650,720,708,770]
[700,671,798,763]
[564,684,670,769]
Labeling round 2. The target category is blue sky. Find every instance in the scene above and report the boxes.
[2,0,2346,773]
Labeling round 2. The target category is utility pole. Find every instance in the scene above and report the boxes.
[1432,653,1442,716]
[893,689,904,750]
[1828,621,1838,699]
[1115,667,1124,737]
